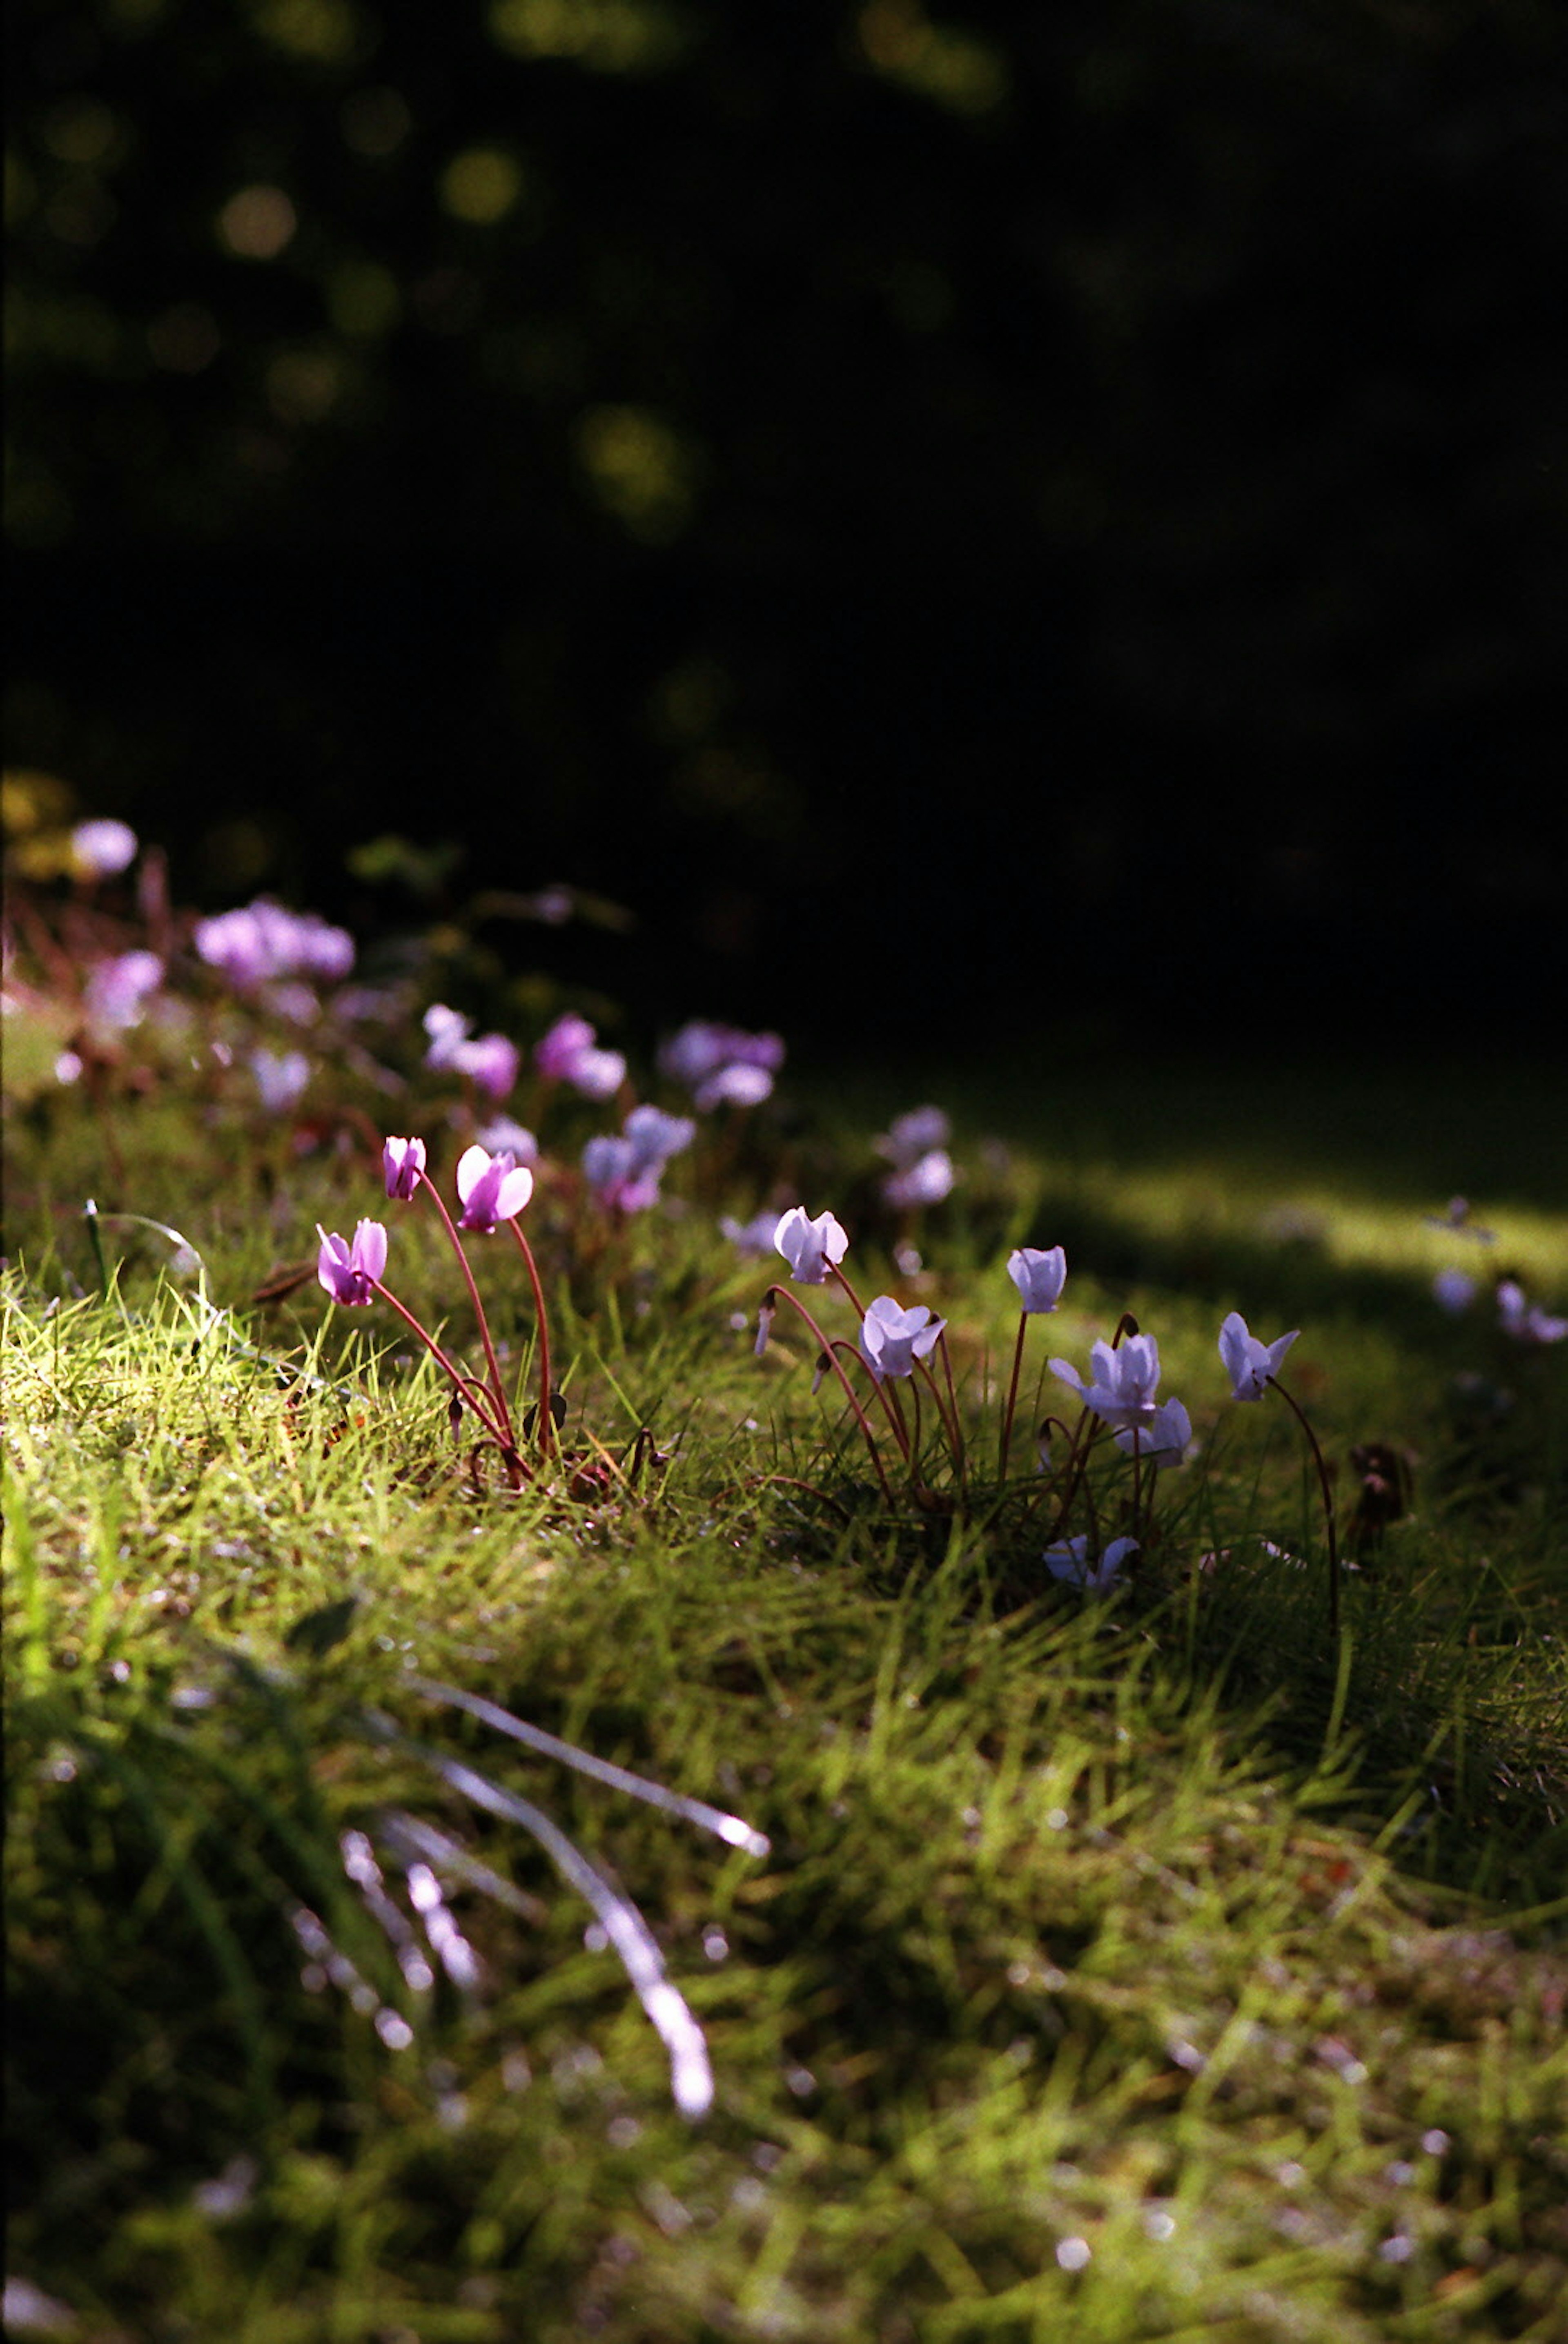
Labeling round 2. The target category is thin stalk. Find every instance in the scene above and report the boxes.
[762,1286,897,1505]
[506,1219,555,1457]
[998,1312,1029,1480]
[1269,1375,1342,1637]
[368,1278,521,1475]
[414,1172,515,1448]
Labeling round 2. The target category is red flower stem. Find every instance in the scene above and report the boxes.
[506,1219,555,1457]
[936,1329,967,1488]
[368,1278,517,1457]
[829,1262,870,1319]
[915,1344,966,1495]
[764,1288,898,1504]
[998,1312,1029,1481]
[414,1171,515,1446]
[1269,1376,1341,1638]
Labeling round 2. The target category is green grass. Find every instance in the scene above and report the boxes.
[6,1036,1568,2343]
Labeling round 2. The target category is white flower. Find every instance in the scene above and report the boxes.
[1045,1534,1138,1593]
[1218,1310,1299,1401]
[1051,1334,1163,1431]
[774,1207,849,1284]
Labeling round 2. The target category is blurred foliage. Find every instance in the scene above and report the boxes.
[6,0,1566,1036]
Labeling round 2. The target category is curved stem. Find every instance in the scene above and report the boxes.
[414,1171,515,1446]
[763,1286,897,1506]
[1269,1376,1341,1637]
[368,1278,515,1458]
[506,1219,555,1457]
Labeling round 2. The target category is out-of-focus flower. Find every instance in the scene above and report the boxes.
[1497,1279,1568,1344]
[1219,1311,1299,1401]
[720,1209,784,1255]
[1044,1534,1138,1592]
[858,1295,946,1379]
[1114,1396,1192,1468]
[582,1134,658,1213]
[1433,1268,1477,1315]
[316,1219,387,1305]
[1008,1246,1067,1313]
[1424,1196,1495,1242]
[536,1012,626,1097]
[454,1033,519,1100]
[250,1048,310,1112]
[383,1134,427,1199]
[71,819,138,879]
[884,1150,955,1208]
[623,1103,696,1174]
[660,1020,784,1110]
[775,1207,849,1283]
[85,950,163,1030]
[1051,1335,1163,1431]
[55,1049,84,1085]
[423,1003,471,1069]
[455,1144,534,1232]
[197,902,353,990]
[875,1105,951,1168]
[475,1116,537,1165]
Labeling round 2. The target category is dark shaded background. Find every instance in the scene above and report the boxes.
[9,0,1566,1050]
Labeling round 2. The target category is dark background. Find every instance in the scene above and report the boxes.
[8,0,1566,1052]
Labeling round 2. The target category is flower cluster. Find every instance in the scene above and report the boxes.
[196,900,354,992]
[659,1021,784,1111]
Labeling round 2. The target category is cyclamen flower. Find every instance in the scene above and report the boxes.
[1433,1268,1477,1315]
[1044,1535,1138,1593]
[659,1021,784,1107]
[423,1003,472,1070]
[883,1150,955,1209]
[85,950,163,1030]
[196,901,352,989]
[1008,1246,1067,1314]
[858,1295,947,1380]
[250,1048,310,1112]
[775,1207,849,1284]
[536,1012,626,1098]
[582,1135,659,1214]
[383,1135,427,1200]
[1219,1311,1299,1401]
[475,1117,537,1166]
[1051,1335,1163,1431]
[453,1032,519,1101]
[1497,1280,1568,1344]
[623,1103,696,1174]
[316,1219,388,1306]
[71,818,138,879]
[455,1144,534,1232]
[1114,1395,1192,1468]
[720,1209,784,1256]
[875,1106,951,1168]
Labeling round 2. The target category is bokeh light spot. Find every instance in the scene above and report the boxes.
[217,185,298,260]
[440,148,524,226]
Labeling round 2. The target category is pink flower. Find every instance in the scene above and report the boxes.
[71,819,138,878]
[536,1012,626,1097]
[383,1135,427,1200]
[85,951,163,1030]
[316,1219,388,1305]
[455,1144,534,1232]
[453,1033,520,1100]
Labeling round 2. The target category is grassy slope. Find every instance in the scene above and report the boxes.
[5,1053,1568,2344]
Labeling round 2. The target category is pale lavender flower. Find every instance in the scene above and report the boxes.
[660,1020,784,1097]
[883,1150,956,1209]
[582,1136,659,1214]
[1219,1311,1300,1401]
[775,1206,849,1284]
[1497,1280,1568,1344]
[858,1295,947,1380]
[536,1012,626,1097]
[1114,1396,1192,1469]
[455,1144,534,1232]
[423,1003,472,1070]
[1051,1335,1163,1431]
[71,818,138,878]
[260,980,320,1026]
[452,1032,520,1100]
[1008,1246,1067,1314]
[196,900,352,989]
[1433,1268,1477,1315]
[1424,1196,1495,1242]
[316,1219,387,1305]
[250,1048,310,1112]
[695,1060,775,1111]
[720,1209,784,1255]
[85,950,163,1029]
[383,1134,427,1200]
[55,1049,84,1085]
[624,1103,696,1174]
[875,1105,951,1168]
[475,1117,537,1166]
[1044,1534,1138,1593]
